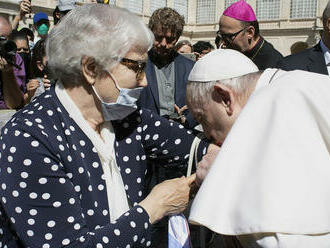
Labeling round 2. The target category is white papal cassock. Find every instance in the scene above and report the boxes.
[189,69,330,247]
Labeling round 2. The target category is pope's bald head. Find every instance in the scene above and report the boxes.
[0,16,12,38]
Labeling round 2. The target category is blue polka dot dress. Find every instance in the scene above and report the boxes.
[0,86,209,247]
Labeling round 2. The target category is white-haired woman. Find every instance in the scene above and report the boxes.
[0,4,217,248]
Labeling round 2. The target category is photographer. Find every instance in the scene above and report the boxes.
[0,16,26,109]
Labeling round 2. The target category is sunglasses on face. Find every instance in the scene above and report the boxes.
[120,57,147,82]
[216,28,246,43]
[154,34,177,44]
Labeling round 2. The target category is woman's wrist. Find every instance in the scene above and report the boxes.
[139,195,165,224]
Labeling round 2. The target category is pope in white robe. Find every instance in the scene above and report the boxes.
[185,49,330,247]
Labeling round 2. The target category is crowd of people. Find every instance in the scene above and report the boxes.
[1,0,330,247]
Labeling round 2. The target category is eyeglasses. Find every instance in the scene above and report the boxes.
[154,34,177,44]
[216,28,245,43]
[120,57,147,82]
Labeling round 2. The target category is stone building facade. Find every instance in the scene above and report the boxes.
[0,0,327,56]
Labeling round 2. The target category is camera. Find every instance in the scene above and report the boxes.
[0,36,18,68]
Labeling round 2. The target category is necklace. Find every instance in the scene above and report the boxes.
[251,39,265,61]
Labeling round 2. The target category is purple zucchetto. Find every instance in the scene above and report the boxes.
[223,0,257,22]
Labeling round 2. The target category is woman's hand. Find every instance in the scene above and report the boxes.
[43,75,51,89]
[27,79,40,98]
[139,174,196,224]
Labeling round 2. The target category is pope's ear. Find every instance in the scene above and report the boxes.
[213,83,236,115]
[81,56,98,85]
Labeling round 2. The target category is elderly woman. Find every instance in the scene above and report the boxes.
[0,5,216,248]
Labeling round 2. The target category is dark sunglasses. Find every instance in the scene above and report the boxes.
[154,34,177,44]
[120,57,147,81]
[216,28,245,42]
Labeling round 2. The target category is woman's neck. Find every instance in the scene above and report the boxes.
[65,84,104,132]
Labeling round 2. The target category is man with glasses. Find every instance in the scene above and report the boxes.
[139,7,197,129]
[218,0,282,70]
[138,7,199,248]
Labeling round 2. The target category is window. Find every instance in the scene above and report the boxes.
[256,0,280,20]
[123,0,143,14]
[225,0,237,9]
[173,0,188,22]
[196,0,216,24]
[290,0,317,19]
[150,0,167,15]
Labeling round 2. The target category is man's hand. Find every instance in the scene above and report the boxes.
[196,144,220,186]
[174,104,188,124]
[19,0,31,16]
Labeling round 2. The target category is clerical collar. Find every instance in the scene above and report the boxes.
[244,36,265,61]
[148,49,178,69]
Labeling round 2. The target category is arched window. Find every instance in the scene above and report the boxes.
[290,0,317,19]
[196,0,216,24]
[256,0,280,20]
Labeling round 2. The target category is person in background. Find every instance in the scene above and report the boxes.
[33,12,50,43]
[218,0,283,70]
[139,7,201,247]
[290,41,308,55]
[139,7,197,129]
[19,27,35,51]
[52,6,61,25]
[277,1,330,75]
[54,0,77,25]
[193,41,214,60]
[9,30,31,80]
[25,39,52,103]
[175,40,193,54]
[11,0,31,31]
[0,16,26,109]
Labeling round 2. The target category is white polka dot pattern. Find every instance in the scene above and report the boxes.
[0,89,209,247]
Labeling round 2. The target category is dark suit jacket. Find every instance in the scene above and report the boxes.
[277,42,328,75]
[138,53,197,128]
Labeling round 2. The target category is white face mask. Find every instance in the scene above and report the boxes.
[92,72,144,121]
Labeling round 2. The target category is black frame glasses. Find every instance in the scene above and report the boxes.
[216,28,246,43]
[120,57,147,81]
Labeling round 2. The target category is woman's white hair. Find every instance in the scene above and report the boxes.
[46,4,154,84]
[186,72,261,107]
